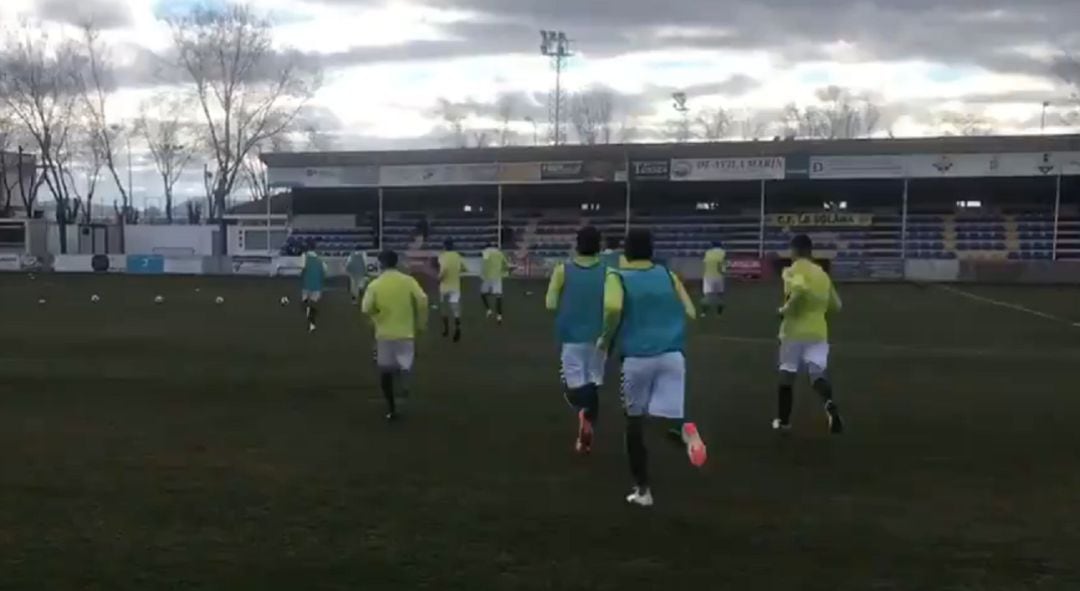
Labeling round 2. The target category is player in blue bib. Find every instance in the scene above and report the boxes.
[300,243,327,333]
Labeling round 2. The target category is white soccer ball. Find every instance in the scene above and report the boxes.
[154,295,165,304]
[215,296,225,305]
[90,294,100,303]
[280,296,290,306]
[37,298,46,305]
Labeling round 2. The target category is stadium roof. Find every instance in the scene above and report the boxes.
[262,134,1080,168]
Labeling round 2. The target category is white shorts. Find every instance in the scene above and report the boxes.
[560,343,607,389]
[301,289,322,302]
[440,289,461,305]
[349,276,367,296]
[703,276,726,295]
[376,339,415,372]
[778,340,830,377]
[621,351,686,419]
[481,279,503,295]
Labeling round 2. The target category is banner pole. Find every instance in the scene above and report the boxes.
[497,184,504,250]
[901,178,909,261]
[378,187,384,251]
[758,179,766,258]
[1053,174,1062,261]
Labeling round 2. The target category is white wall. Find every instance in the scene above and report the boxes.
[125,225,216,255]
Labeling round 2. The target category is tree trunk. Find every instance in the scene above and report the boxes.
[165,185,174,224]
[57,200,68,254]
[215,187,228,255]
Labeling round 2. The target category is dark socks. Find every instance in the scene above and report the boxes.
[380,372,396,415]
[453,318,461,342]
[777,384,794,424]
[481,293,491,311]
[442,316,449,336]
[306,304,318,326]
[626,416,649,488]
[582,384,599,424]
[812,378,834,404]
[495,297,503,316]
[716,303,725,316]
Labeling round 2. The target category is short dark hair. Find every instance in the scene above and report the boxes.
[378,250,399,269]
[576,226,601,256]
[605,236,622,250]
[624,228,654,261]
[712,239,724,248]
[443,239,454,251]
[791,234,813,257]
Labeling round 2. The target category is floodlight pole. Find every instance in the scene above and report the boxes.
[378,187,385,251]
[1053,174,1062,261]
[758,180,767,258]
[497,183,504,249]
[541,31,573,146]
[901,178,909,261]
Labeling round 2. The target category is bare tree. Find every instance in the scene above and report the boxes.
[0,109,20,216]
[470,130,493,149]
[434,98,467,147]
[496,94,516,147]
[780,87,880,140]
[62,122,104,223]
[77,23,135,239]
[697,106,732,141]
[168,3,320,253]
[136,97,197,223]
[570,87,615,145]
[937,111,994,136]
[0,24,83,252]
[735,110,767,140]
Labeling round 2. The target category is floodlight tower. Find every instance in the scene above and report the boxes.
[540,30,574,145]
[672,92,690,143]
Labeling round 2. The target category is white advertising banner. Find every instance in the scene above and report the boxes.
[268,166,379,188]
[906,152,1080,178]
[810,155,907,179]
[379,163,500,187]
[670,157,786,181]
[0,253,22,271]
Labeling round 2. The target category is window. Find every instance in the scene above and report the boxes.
[956,200,982,209]
[695,202,718,211]
[580,203,601,211]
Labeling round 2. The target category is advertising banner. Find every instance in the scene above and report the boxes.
[126,254,165,274]
[379,163,500,186]
[727,258,764,279]
[540,161,585,181]
[810,155,906,179]
[268,166,379,188]
[770,212,874,227]
[670,157,786,181]
[0,253,22,271]
[498,162,542,184]
[630,160,671,181]
[830,259,904,281]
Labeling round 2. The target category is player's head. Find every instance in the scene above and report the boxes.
[711,239,724,249]
[605,236,622,251]
[791,234,813,259]
[624,228,653,262]
[576,225,601,256]
[377,249,399,270]
[443,239,455,251]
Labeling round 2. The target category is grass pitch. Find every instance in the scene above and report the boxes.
[1,273,1079,590]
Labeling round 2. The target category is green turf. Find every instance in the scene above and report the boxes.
[2,273,1079,590]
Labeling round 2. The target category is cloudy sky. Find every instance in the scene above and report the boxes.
[3,0,1080,208]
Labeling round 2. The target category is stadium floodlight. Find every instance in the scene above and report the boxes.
[1042,101,1051,133]
[540,30,574,146]
[672,92,691,143]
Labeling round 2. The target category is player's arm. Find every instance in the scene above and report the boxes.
[500,253,510,275]
[437,258,447,281]
[544,263,566,311]
[779,274,807,315]
[410,278,430,333]
[828,282,843,312]
[669,271,697,320]
[598,271,625,350]
[360,281,377,316]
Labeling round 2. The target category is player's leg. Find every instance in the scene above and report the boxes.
[450,291,462,342]
[396,340,416,402]
[480,282,492,317]
[700,279,716,317]
[561,344,594,454]
[713,277,726,316]
[375,341,399,420]
[622,356,654,506]
[805,342,843,434]
[774,341,801,430]
[307,291,321,331]
[583,345,606,426]
[440,291,450,337]
[649,352,706,467]
[494,280,504,323]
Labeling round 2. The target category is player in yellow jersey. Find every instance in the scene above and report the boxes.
[701,241,728,317]
[362,250,429,421]
[480,243,510,324]
[437,239,467,342]
[775,234,844,434]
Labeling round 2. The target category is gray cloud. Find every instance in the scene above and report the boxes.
[36,0,133,29]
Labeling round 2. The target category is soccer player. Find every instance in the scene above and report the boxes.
[480,243,510,324]
[701,241,728,317]
[545,226,606,454]
[438,239,466,342]
[345,249,369,303]
[361,250,429,421]
[600,228,706,508]
[775,234,845,434]
[300,243,327,333]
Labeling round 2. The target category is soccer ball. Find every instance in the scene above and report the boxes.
[90,294,100,303]
[154,295,165,304]
[215,296,225,305]
[37,298,46,305]
[280,296,290,306]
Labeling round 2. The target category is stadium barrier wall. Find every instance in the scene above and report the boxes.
[959,261,1080,284]
[905,260,961,282]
